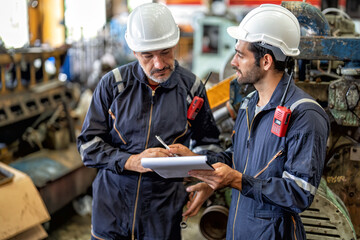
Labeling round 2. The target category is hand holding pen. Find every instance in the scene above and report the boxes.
[155,135,179,157]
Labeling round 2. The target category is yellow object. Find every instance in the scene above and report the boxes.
[0,163,50,240]
[29,0,65,47]
[206,74,236,109]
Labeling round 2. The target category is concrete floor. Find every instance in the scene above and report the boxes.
[45,199,207,240]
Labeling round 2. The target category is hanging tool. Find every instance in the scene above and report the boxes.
[180,191,197,229]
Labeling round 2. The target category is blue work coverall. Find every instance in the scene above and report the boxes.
[208,72,330,239]
[77,60,220,240]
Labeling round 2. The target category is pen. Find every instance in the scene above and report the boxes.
[155,135,179,157]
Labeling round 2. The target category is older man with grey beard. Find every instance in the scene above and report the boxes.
[77,3,221,240]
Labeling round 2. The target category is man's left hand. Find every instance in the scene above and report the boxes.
[168,143,198,157]
[183,182,214,218]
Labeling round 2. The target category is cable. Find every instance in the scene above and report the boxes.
[279,71,294,106]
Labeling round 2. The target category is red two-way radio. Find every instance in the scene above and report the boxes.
[271,106,291,137]
[271,71,293,137]
[187,72,212,120]
[187,96,204,120]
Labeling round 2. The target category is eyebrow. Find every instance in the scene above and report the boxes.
[235,49,243,55]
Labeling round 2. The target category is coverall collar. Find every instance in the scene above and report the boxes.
[267,71,296,109]
[247,71,295,121]
[250,71,295,111]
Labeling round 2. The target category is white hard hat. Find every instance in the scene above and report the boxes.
[227,4,300,58]
[125,3,180,52]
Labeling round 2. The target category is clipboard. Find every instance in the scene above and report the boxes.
[141,155,214,178]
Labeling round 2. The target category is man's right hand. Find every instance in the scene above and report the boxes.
[125,147,173,173]
[189,162,243,191]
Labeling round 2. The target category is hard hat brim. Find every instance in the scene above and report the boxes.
[227,26,246,42]
[126,30,180,52]
[226,4,301,57]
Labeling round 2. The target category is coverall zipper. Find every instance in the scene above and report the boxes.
[232,108,284,239]
[108,109,127,144]
[291,215,298,240]
[91,229,106,240]
[131,87,157,240]
[254,150,283,178]
[172,122,189,144]
[232,107,254,239]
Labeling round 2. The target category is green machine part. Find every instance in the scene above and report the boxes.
[192,16,236,80]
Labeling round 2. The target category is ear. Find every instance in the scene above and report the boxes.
[262,54,273,71]
[133,51,141,61]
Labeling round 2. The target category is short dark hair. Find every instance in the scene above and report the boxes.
[247,42,291,72]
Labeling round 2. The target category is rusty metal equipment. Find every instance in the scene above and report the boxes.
[300,178,356,240]
[198,187,231,240]
[0,46,96,238]
[200,205,228,240]
[282,1,360,238]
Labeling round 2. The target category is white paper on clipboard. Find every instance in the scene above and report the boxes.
[141,155,214,178]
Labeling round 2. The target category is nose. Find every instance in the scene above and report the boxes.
[230,54,237,68]
[153,55,166,69]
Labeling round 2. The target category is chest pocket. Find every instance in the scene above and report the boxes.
[108,109,128,145]
[253,149,284,179]
[107,68,132,147]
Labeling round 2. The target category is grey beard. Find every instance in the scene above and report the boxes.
[140,61,175,84]
[147,72,172,83]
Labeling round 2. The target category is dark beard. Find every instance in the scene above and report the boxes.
[233,65,261,85]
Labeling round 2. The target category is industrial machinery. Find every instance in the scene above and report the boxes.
[286,2,359,238]
[192,15,236,81]
[201,1,360,239]
[0,46,96,239]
